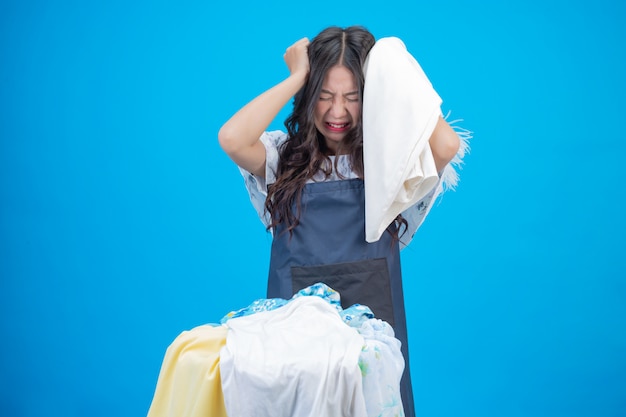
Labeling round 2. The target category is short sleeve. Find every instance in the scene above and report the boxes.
[238,130,288,228]
[399,175,442,249]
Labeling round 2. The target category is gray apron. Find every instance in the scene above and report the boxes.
[268,178,415,417]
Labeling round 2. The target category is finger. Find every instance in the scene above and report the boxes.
[288,37,309,50]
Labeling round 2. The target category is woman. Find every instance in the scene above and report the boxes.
[218,25,461,417]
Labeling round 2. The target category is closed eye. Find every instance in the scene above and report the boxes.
[345,92,359,102]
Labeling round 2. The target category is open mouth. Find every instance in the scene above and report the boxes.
[325,122,350,132]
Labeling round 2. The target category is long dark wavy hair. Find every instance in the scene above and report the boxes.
[265,26,407,238]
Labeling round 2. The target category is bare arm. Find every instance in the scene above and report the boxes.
[429,116,460,173]
[218,38,310,178]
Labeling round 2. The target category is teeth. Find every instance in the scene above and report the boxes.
[328,122,348,128]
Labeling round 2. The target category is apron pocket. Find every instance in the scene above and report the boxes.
[291,258,395,327]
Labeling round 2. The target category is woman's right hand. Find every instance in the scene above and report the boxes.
[284,37,310,79]
[219,37,311,178]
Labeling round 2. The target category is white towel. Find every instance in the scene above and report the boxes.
[219,296,368,417]
[363,37,442,243]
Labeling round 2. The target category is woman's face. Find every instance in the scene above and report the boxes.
[313,65,360,154]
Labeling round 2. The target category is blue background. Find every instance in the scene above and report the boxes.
[2,0,625,416]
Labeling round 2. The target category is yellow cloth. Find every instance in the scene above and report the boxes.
[147,325,229,417]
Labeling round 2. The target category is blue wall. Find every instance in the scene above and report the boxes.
[1,1,625,416]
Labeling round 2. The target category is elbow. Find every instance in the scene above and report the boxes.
[439,130,460,163]
[218,124,237,155]
[431,118,460,170]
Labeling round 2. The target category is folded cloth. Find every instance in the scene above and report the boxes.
[220,295,368,417]
[147,325,228,417]
[358,318,405,417]
[363,37,442,243]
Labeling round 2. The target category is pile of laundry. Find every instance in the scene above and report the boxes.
[147,283,405,417]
